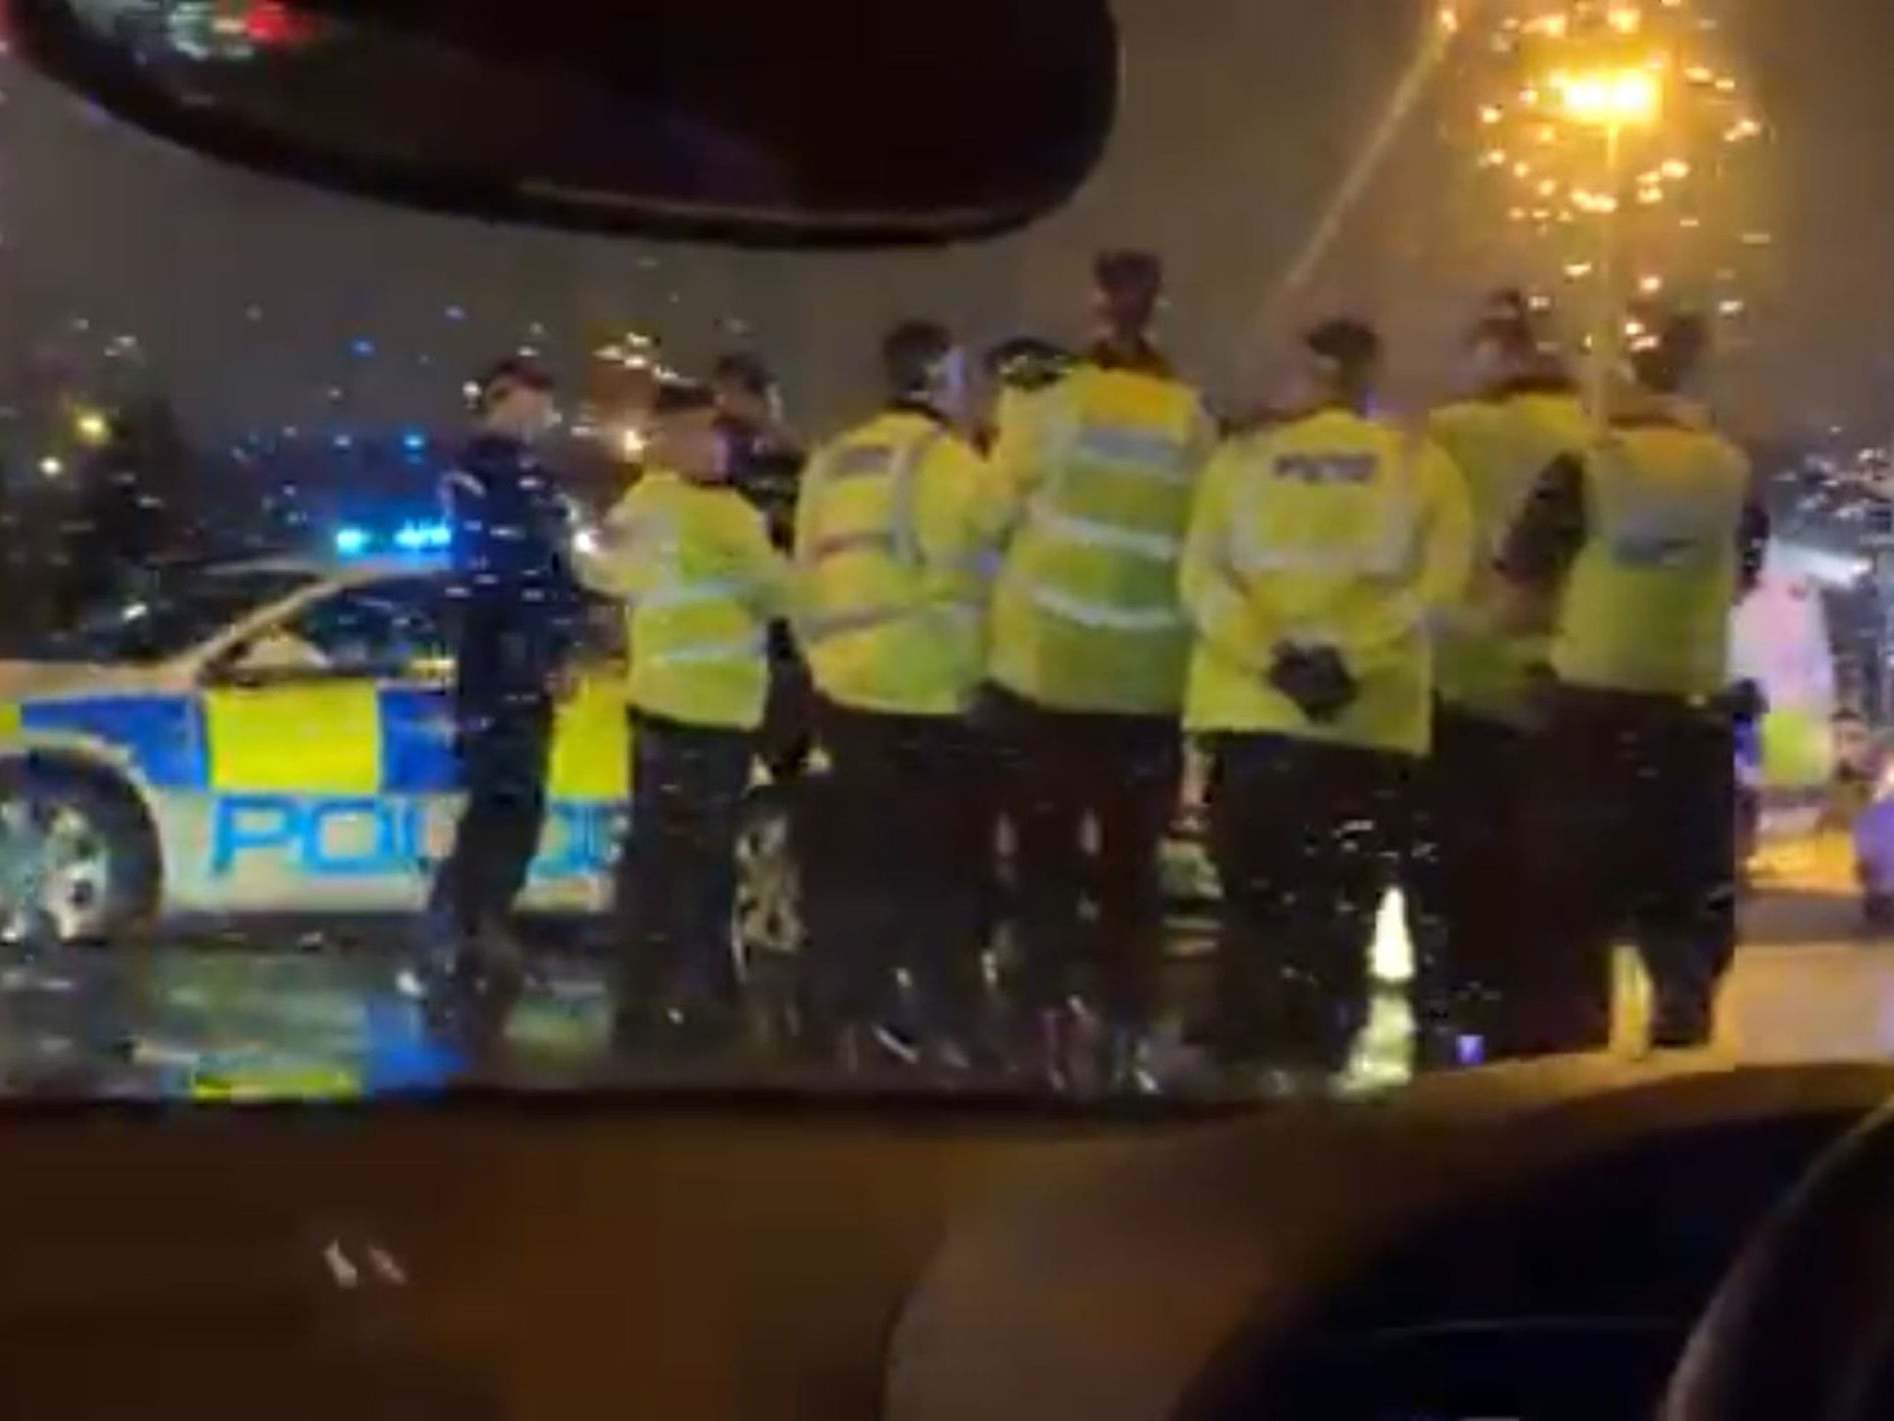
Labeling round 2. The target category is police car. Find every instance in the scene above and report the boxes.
[0,553,802,953]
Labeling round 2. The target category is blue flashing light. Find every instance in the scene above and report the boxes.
[332,526,371,557]
[402,430,428,453]
[392,520,451,552]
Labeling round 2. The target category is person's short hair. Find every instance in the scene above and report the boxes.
[711,351,774,398]
[1304,317,1382,380]
[1094,248,1163,296]
[1629,309,1708,394]
[882,319,954,395]
[649,377,718,416]
[472,355,553,412]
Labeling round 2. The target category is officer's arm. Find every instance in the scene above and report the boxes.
[978,385,1055,545]
[790,445,824,570]
[1179,442,1277,671]
[731,502,795,623]
[784,446,829,654]
[1421,405,1482,495]
[571,494,648,599]
[915,438,994,625]
[1494,451,1587,632]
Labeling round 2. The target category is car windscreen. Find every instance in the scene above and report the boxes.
[0,2,1883,1110]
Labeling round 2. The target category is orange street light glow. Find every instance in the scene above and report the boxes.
[1557,68,1662,127]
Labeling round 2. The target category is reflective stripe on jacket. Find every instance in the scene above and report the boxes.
[986,364,1211,714]
[1179,407,1474,756]
[794,408,990,717]
[576,469,788,731]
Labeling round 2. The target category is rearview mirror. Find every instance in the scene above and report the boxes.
[6,0,1119,245]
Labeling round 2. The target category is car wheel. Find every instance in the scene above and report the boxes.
[0,765,158,947]
[732,787,803,972]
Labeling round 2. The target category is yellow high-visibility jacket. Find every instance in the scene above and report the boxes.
[1426,384,1589,725]
[1180,406,1474,757]
[985,363,1214,715]
[1553,419,1752,699]
[794,406,991,717]
[577,468,789,731]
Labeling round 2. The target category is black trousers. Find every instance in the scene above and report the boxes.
[801,701,989,1036]
[616,713,753,1017]
[984,686,1182,1027]
[1409,705,1540,1055]
[1518,685,1738,1054]
[1209,733,1412,1073]
[430,690,554,939]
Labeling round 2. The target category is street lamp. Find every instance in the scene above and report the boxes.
[73,409,111,447]
[1556,68,1661,128]
[1555,66,1663,424]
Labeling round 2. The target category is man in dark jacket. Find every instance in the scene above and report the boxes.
[424,357,586,1035]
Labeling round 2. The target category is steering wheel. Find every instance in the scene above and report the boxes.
[1663,1099,1894,1420]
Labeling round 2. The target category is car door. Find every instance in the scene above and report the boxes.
[197,576,453,913]
[199,575,628,915]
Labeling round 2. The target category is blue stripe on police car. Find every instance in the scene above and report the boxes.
[20,695,206,789]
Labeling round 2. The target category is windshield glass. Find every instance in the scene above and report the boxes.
[16,568,316,664]
[0,0,1879,1109]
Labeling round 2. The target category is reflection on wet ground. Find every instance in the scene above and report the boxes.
[0,886,1876,1103]
[0,941,1409,1104]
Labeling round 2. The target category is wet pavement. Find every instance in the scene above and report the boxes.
[0,880,1876,1104]
[0,939,615,1100]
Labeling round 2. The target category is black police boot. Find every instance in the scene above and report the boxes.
[1649,992,1715,1051]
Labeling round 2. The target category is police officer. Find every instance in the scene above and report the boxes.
[984,250,1214,1090]
[427,356,585,1034]
[794,320,992,1069]
[711,352,817,787]
[1419,292,1588,1056]
[1499,311,1765,1051]
[1181,319,1472,1082]
[576,379,790,1056]
[712,352,805,549]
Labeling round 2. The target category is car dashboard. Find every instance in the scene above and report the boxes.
[0,1060,1883,1419]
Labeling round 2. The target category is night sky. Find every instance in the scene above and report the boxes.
[0,0,1889,451]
